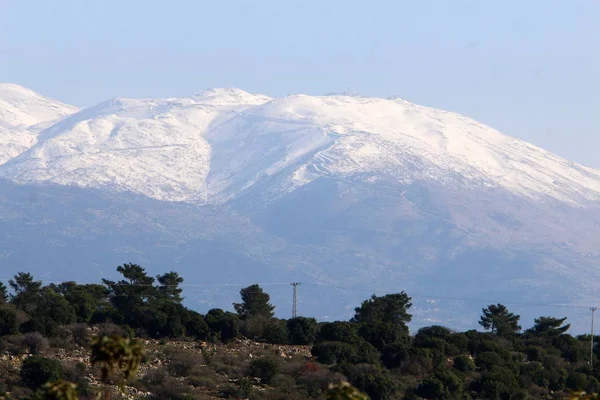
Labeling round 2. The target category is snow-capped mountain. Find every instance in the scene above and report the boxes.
[2,87,600,207]
[0,83,79,164]
[1,85,599,330]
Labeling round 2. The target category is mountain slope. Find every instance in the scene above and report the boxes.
[0,84,79,164]
[1,86,600,330]
[2,90,600,207]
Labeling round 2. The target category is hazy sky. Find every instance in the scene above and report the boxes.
[1,0,598,166]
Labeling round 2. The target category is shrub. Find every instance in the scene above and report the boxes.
[20,356,62,390]
[312,341,357,364]
[336,363,396,400]
[185,311,209,340]
[287,317,318,345]
[401,348,435,376]
[23,332,49,355]
[0,308,19,336]
[475,351,505,371]
[474,366,522,400]
[212,354,246,379]
[67,323,91,347]
[318,322,361,344]
[381,343,409,369]
[95,322,126,337]
[295,367,346,397]
[519,362,548,388]
[453,355,475,373]
[525,345,546,362]
[248,358,280,384]
[148,376,194,400]
[262,319,288,344]
[206,309,239,343]
[165,347,199,377]
[358,322,409,351]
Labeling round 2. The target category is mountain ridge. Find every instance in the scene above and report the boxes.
[1,84,600,331]
[1,86,599,207]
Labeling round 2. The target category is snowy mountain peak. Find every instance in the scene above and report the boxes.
[1,85,600,207]
[0,83,79,129]
[0,84,80,165]
[190,87,271,106]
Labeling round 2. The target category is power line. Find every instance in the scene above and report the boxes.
[0,276,597,312]
[304,282,596,310]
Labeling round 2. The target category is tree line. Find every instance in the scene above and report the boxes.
[0,263,599,399]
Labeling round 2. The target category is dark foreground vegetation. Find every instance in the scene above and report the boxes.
[0,263,598,399]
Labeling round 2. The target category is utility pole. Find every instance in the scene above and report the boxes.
[592,307,597,370]
[290,282,301,318]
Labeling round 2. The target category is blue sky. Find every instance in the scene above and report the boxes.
[1,0,598,166]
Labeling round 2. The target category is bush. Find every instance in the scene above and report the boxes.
[67,323,91,347]
[295,366,345,397]
[318,322,361,344]
[525,345,546,362]
[381,343,409,369]
[358,322,409,351]
[312,341,357,364]
[185,311,209,341]
[401,348,435,376]
[336,363,396,400]
[20,356,62,390]
[206,309,239,343]
[519,362,548,388]
[262,319,288,344]
[475,351,505,371]
[287,317,318,345]
[248,358,280,384]
[23,332,49,355]
[453,355,475,372]
[165,347,199,377]
[475,366,523,400]
[0,308,19,336]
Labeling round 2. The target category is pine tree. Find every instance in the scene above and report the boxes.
[233,284,275,319]
[156,271,184,303]
[526,316,570,338]
[0,281,8,304]
[479,304,521,336]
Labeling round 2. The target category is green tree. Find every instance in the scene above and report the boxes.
[338,364,396,400]
[20,356,63,390]
[51,282,109,323]
[479,303,521,336]
[318,321,362,344]
[248,358,280,384]
[233,284,275,319]
[0,307,19,336]
[475,366,524,399]
[262,318,289,344]
[9,272,42,313]
[526,316,570,338]
[453,355,475,373]
[23,287,76,336]
[156,271,184,303]
[352,292,412,326]
[287,317,318,344]
[102,263,157,328]
[205,308,240,343]
[185,310,210,340]
[416,369,463,400]
[0,282,7,304]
